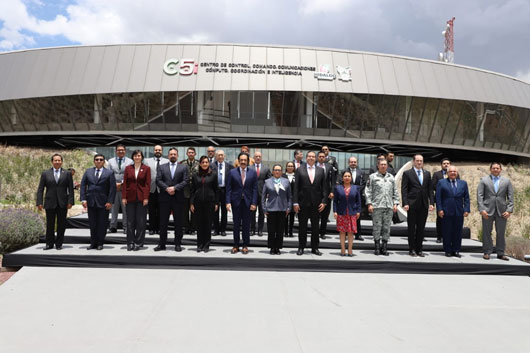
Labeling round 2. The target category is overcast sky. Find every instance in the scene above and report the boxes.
[1,0,529,82]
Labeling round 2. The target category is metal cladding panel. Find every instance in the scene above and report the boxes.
[51,47,77,96]
[0,53,15,100]
[212,45,232,91]
[127,45,151,92]
[25,49,49,98]
[143,45,167,92]
[160,45,183,92]
[462,68,486,102]
[95,46,120,93]
[378,56,399,95]
[315,50,336,92]
[332,51,353,93]
[443,65,466,101]
[36,48,63,98]
[453,66,476,101]
[300,49,318,92]
[431,64,453,100]
[488,74,509,105]
[363,54,384,94]
[515,80,530,105]
[473,70,496,103]
[11,50,40,99]
[391,57,414,96]
[78,46,105,95]
[249,46,268,91]
[501,77,524,107]
[266,47,284,91]
[417,61,441,98]
[110,45,136,93]
[348,53,368,93]
[230,46,250,91]
[406,59,428,97]
[195,45,216,91]
[65,47,91,95]
[178,45,200,92]
[283,48,302,92]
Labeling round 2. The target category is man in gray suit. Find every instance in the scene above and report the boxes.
[477,162,514,261]
[107,144,133,233]
[36,153,74,250]
[144,145,169,235]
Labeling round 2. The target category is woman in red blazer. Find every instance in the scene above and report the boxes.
[122,150,151,251]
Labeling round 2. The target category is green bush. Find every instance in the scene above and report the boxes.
[0,208,44,254]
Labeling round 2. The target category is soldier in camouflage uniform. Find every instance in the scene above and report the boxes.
[365,159,399,255]
[180,147,200,234]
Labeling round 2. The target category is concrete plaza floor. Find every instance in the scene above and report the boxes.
[1,266,529,353]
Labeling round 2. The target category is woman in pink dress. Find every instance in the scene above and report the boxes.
[333,171,361,256]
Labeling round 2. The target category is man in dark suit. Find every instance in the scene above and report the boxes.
[386,151,397,176]
[401,154,435,257]
[293,151,329,256]
[293,149,306,170]
[431,158,451,243]
[80,154,117,250]
[436,165,470,257]
[180,147,200,235]
[211,149,233,236]
[226,152,258,254]
[316,151,336,240]
[155,148,188,252]
[321,145,338,180]
[207,146,216,165]
[36,153,74,250]
[249,151,272,236]
[341,156,366,241]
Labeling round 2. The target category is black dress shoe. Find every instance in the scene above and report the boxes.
[409,250,417,257]
[452,252,461,258]
[87,245,96,250]
[197,247,202,253]
[251,231,256,236]
[133,245,140,251]
[311,249,323,256]
[96,245,103,250]
[203,247,209,253]
[436,238,442,243]
[127,244,134,251]
[43,245,53,251]
[319,234,326,240]
[258,232,263,237]
[149,230,155,235]
[355,234,364,241]
[445,252,452,257]
[109,228,117,233]
[270,249,275,255]
[417,251,425,257]
[221,231,226,236]
[340,253,345,257]
[497,255,509,261]
[276,249,281,255]
[56,246,63,250]
[296,249,304,256]
[154,245,166,252]
[175,245,182,252]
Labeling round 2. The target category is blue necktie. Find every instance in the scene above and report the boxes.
[170,164,176,179]
[451,180,456,194]
[54,170,60,183]
[417,170,423,185]
[493,176,499,193]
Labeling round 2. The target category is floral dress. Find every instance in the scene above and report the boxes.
[336,186,358,233]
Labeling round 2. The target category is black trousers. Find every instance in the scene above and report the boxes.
[251,194,265,233]
[126,201,147,246]
[159,199,183,247]
[195,201,215,249]
[182,197,196,231]
[319,202,331,236]
[298,205,320,250]
[214,187,227,233]
[407,206,429,252]
[148,191,160,232]
[87,207,109,247]
[267,211,285,249]
[284,211,295,236]
[45,207,67,248]
[233,202,251,247]
[436,215,443,240]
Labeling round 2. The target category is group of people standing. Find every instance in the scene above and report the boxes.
[36,145,514,261]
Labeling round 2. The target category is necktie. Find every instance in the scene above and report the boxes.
[352,169,356,182]
[493,176,499,193]
[296,161,300,169]
[241,168,246,185]
[417,170,423,185]
[118,158,122,169]
[156,158,160,171]
[451,180,456,194]
[443,171,447,179]
[218,163,223,186]
[309,166,314,184]
[96,169,100,179]
[54,170,60,183]
[170,163,176,178]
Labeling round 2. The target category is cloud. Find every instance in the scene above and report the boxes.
[516,68,530,84]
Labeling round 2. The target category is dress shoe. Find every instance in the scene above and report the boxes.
[251,231,256,236]
[355,234,364,241]
[452,252,461,258]
[203,247,209,253]
[445,252,451,257]
[296,249,304,256]
[127,244,134,251]
[276,249,281,255]
[175,245,182,252]
[340,252,345,257]
[311,249,323,256]
[270,249,275,255]
[319,234,326,240]
[96,245,103,250]
[109,228,117,233]
[221,231,226,236]
[197,247,202,253]
[231,247,239,254]
[409,250,417,257]
[242,247,249,254]
[43,245,53,251]
[258,231,263,237]
[497,255,509,261]
[483,254,490,260]
[190,231,196,235]
[347,253,354,257]
[436,238,442,243]
[153,245,166,252]
[56,246,63,250]
[417,251,425,257]
[133,245,140,251]
[149,230,155,235]
[87,245,96,250]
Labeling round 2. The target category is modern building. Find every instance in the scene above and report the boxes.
[0,43,529,163]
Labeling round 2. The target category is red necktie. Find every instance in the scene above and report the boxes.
[257,165,260,177]
[241,168,246,185]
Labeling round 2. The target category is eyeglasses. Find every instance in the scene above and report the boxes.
[94,158,104,161]
[273,169,282,172]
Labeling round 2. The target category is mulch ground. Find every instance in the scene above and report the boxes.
[0,256,18,285]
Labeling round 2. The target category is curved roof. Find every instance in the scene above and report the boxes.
[0,43,529,109]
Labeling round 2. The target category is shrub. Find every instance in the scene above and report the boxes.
[0,208,44,254]
[505,237,530,262]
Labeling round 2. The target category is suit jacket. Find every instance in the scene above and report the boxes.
[316,162,336,192]
[333,184,361,216]
[36,168,74,209]
[340,167,366,201]
[156,163,188,203]
[107,156,133,183]
[293,165,329,207]
[211,161,234,187]
[122,164,151,202]
[401,168,434,209]
[80,167,117,208]
[226,167,258,208]
[293,160,306,170]
[191,171,220,205]
[262,177,292,213]
[250,163,272,197]
[477,175,514,216]
[144,157,169,193]
[436,178,470,217]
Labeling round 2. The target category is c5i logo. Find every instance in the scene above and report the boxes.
[163,59,199,75]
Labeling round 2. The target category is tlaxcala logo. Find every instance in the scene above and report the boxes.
[163,59,199,75]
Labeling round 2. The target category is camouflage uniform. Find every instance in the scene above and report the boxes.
[365,171,400,241]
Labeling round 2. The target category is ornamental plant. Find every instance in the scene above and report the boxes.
[0,208,44,254]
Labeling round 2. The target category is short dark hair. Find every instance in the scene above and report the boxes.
[377,158,388,166]
[238,152,249,162]
[187,147,196,153]
[272,164,282,172]
[285,161,295,170]
[294,150,303,158]
[168,147,178,154]
[342,170,352,178]
[490,162,502,169]
[440,157,450,164]
[198,156,212,176]
[94,153,105,161]
[306,151,316,158]
[376,153,386,159]
[317,151,326,156]
[131,149,144,160]
[115,144,126,150]
[412,154,423,160]
[51,153,63,162]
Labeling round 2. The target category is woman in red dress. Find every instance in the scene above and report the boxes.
[333,171,361,256]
